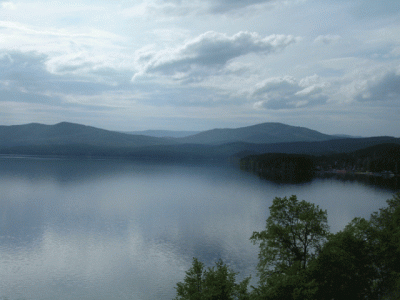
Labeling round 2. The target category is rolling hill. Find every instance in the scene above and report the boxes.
[0,122,176,148]
[125,130,200,138]
[0,122,399,161]
[176,122,335,145]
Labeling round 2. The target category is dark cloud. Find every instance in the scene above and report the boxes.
[0,51,131,96]
[0,88,56,106]
[0,83,111,112]
[133,31,297,81]
[208,0,276,14]
[156,0,284,15]
[0,50,138,115]
[356,71,400,103]
[52,61,97,74]
[0,51,48,84]
[352,0,400,18]
[0,52,66,105]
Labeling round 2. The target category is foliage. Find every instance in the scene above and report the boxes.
[250,270,318,300]
[173,193,400,300]
[309,218,377,299]
[250,195,329,276]
[174,258,250,300]
[368,192,400,298]
[250,195,329,299]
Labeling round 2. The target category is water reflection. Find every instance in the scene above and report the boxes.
[0,157,396,300]
[316,172,400,191]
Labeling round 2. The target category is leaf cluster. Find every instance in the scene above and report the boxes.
[174,258,250,300]
[250,195,328,281]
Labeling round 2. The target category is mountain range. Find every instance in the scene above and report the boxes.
[0,122,399,160]
[125,129,200,138]
[176,122,334,145]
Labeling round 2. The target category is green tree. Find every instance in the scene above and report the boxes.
[309,193,400,300]
[250,195,329,299]
[310,218,377,299]
[368,192,400,299]
[174,258,250,300]
[175,258,205,300]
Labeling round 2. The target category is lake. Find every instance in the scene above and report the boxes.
[0,156,397,300]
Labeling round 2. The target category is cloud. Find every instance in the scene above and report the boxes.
[1,1,17,10]
[0,20,128,83]
[0,50,137,111]
[252,75,328,109]
[125,0,288,17]
[355,70,400,103]
[133,31,297,81]
[352,0,400,18]
[314,35,342,45]
[0,51,49,88]
[207,0,279,14]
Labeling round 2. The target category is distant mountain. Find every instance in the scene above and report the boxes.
[0,122,176,148]
[332,134,363,139]
[0,122,398,161]
[176,122,335,145]
[125,130,200,138]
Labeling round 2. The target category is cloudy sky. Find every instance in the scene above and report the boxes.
[1,0,400,136]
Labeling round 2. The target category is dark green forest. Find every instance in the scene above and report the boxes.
[240,143,400,184]
[173,194,400,300]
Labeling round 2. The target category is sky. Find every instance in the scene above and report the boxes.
[1,0,400,136]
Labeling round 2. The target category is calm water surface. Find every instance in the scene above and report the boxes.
[0,157,396,300]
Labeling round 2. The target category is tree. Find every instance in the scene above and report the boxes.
[250,195,329,299]
[174,258,250,300]
[368,192,400,299]
[174,258,205,300]
[309,193,400,300]
[310,218,377,299]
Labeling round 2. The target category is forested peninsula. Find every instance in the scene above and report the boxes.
[239,143,400,185]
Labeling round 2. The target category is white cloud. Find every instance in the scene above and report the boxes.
[296,74,330,96]
[1,1,16,10]
[0,0,399,135]
[251,75,328,110]
[0,20,131,84]
[252,76,297,96]
[295,85,320,97]
[133,31,298,81]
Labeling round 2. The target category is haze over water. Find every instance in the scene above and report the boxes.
[0,157,396,300]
